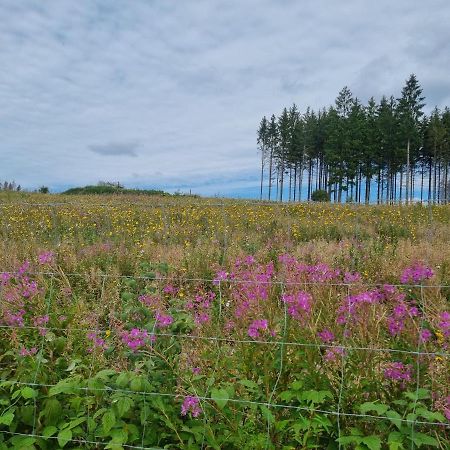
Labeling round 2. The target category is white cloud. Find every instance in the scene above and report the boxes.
[0,0,449,195]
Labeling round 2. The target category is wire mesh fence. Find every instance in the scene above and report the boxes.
[1,270,449,449]
[1,198,449,448]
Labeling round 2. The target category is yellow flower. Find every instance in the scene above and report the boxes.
[105,330,111,338]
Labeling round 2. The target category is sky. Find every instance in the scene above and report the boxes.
[1,0,450,198]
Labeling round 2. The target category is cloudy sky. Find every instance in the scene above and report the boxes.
[1,0,449,197]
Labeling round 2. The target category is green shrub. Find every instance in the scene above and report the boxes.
[311,189,330,202]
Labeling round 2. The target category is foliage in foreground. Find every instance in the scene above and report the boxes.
[0,195,449,448]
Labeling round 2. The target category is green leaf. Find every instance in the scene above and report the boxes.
[116,397,133,417]
[409,432,439,448]
[359,402,389,416]
[116,372,129,388]
[362,435,381,450]
[102,410,116,434]
[337,435,363,445]
[130,377,143,392]
[238,379,259,390]
[259,405,274,424]
[210,388,229,409]
[67,417,87,430]
[0,412,14,426]
[42,425,58,438]
[57,428,72,448]
[386,410,403,430]
[10,436,36,447]
[21,387,38,399]
[388,431,404,450]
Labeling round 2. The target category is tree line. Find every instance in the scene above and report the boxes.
[257,74,450,204]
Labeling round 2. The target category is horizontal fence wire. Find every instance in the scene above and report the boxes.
[1,270,450,289]
[0,323,449,357]
[0,200,446,208]
[0,380,448,429]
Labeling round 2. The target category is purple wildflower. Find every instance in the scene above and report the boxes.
[181,396,202,417]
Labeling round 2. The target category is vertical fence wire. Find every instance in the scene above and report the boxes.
[31,274,54,436]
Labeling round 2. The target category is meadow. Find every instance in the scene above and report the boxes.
[0,192,449,449]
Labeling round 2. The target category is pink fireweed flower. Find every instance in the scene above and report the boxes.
[400,263,434,284]
[387,301,420,337]
[248,319,268,339]
[155,312,173,328]
[384,362,413,387]
[17,261,30,277]
[213,270,228,285]
[324,346,345,362]
[307,263,340,283]
[19,347,38,357]
[439,312,450,338]
[420,329,432,343]
[87,332,107,352]
[38,251,54,265]
[317,329,335,343]
[344,271,362,283]
[444,396,450,421]
[282,291,311,320]
[163,284,178,295]
[121,328,155,351]
[1,272,11,285]
[181,396,202,417]
[138,294,160,308]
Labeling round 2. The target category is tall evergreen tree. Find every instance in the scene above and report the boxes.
[396,74,425,203]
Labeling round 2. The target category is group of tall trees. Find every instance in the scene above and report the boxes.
[0,180,21,192]
[257,74,450,204]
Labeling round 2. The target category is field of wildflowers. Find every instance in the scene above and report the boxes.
[0,193,449,449]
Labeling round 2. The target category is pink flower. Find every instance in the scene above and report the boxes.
[400,263,434,284]
[282,292,311,320]
[181,396,202,417]
[248,319,268,339]
[155,312,173,328]
[121,328,154,351]
[213,270,228,285]
[384,361,412,387]
[19,347,37,357]
[420,329,432,343]
[317,329,335,343]
[38,251,54,265]
[324,347,345,362]
[344,271,361,283]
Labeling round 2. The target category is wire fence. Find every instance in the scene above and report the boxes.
[1,270,449,450]
[0,198,449,449]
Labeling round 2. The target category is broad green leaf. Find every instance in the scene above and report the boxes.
[42,425,58,438]
[386,410,403,430]
[388,431,404,450]
[116,372,129,388]
[21,387,37,399]
[102,410,116,433]
[0,412,14,426]
[238,379,259,390]
[116,397,133,417]
[130,377,143,392]
[359,402,389,416]
[67,417,86,430]
[210,388,229,409]
[337,435,363,445]
[57,428,72,448]
[362,435,381,450]
[10,436,36,447]
[409,432,439,448]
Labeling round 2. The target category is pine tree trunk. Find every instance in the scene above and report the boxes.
[260,145,264,200]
